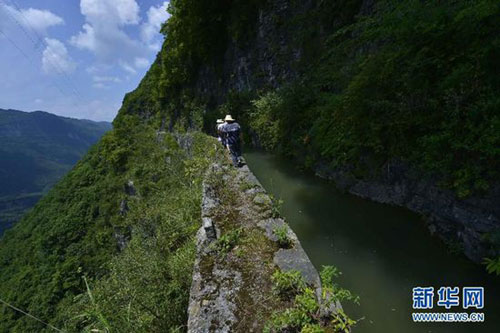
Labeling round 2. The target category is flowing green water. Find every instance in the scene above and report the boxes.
[245,150,499,333]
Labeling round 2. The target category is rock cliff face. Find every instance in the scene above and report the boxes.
[194,0,376,102]
[184,0,499,263]
[194,0,314,102]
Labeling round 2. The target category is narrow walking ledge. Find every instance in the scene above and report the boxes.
[187,157,342,332]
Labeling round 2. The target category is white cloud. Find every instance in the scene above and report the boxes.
[34,98,43,104]
[0,5,64,34]
[134,57,149,68]
[93,75,121,83]
[70,21,142,63]
[80,0,140,26]
[71,23,96,51]
[70,0,144,64]
[92,82,108,89]
[70,0,170,75]
[119,61,137,74]
[91,76,122,90]
[141,2,169,48]
[18,7,64,32]
[42,38,76,74]
[86,64,112,74]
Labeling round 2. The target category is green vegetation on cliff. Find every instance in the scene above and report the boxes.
[0,109,219,331]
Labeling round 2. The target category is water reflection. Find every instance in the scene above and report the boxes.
[245,150,498,333]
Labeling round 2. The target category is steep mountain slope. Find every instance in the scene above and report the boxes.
[0,55,221,330]
[0,0,498,331]
[0,109,111,234]
[152,0,500,262]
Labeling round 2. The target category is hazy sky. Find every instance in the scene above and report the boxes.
[0,0,170,121]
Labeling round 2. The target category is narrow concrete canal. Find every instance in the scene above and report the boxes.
[245,150,499,333]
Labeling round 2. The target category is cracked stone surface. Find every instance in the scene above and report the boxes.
[187,160,339,332]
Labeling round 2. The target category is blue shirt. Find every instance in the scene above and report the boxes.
[222,122,241,145]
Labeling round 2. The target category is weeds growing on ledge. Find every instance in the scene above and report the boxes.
[271,270,306,298]
[273,225,292,248]
[213,228,243,257]
[266,266,358,333]
[270,194,284,218]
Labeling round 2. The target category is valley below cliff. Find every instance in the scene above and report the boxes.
[0,109,111,234]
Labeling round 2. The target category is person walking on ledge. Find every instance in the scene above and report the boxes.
[216,119,225,146]
[222,114,243,167]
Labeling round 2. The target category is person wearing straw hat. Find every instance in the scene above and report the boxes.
[221,114,242,167]
[216,119,225,146]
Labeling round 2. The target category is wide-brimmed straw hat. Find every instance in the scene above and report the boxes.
[224,114,235,122]
[216,119,224,124]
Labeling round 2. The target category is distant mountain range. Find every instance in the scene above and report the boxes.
[0,108,111,235]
